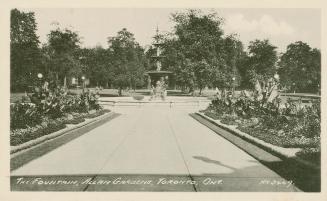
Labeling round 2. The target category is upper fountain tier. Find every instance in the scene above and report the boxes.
[146,26,172,83]
[149,26,169,72]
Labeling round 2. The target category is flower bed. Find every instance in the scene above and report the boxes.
[10,86,109,146]
[11,118,66,146]
[201,89,320,165]
[10,109,111,146]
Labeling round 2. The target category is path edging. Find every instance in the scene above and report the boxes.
[10,111,115,155]
[195,112,320,170]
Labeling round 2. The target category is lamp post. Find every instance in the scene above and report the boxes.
[37,73,43,87]
[292,82,296,94]
[26,72,32,94]
[37,73,43,79]
[81,76,85,92]
[273,73,280,91]
[273,73,279,81]
[231,77,236,96]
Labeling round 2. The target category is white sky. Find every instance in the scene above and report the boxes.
[22,8,321,53]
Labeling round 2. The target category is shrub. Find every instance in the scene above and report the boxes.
[10,103,42,129]
[30,86,69,118]
[79,89,102,111]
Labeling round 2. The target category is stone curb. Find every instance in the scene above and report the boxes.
[195,112,320,170]
[10,111,114,155]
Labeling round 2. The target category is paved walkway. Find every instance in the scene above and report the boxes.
[11,106,299,191]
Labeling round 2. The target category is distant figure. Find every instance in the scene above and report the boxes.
[42,81,49,91]
[151,85,155,94]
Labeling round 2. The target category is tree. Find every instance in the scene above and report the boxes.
[164,10,224,92]
[46,27,82,87]
[218,34,244,89]
[172,10,224,61]
[161,10,245,93]
[160,35,192,91]
[193,59,213,94]
[77,47,114,88]
[245,39,278,87]
[108,28,148,95]
[278,41,320,93]
[10,9,41,92]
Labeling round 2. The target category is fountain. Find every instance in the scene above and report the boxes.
[146,26,172,101]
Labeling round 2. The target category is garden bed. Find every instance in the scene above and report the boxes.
[10,109,111,147]
[10,111,119,171]
[202,110,319,149]
[10,86,108,147]
[200,89,320,166]
[197,111,319,168]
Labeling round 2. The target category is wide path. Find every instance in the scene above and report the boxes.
[11,106,299,191]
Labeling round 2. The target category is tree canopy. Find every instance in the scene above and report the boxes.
[45,27,82,87]
[10,8,321,95]
[278,41,320,93]
[108,28,148,94]
[10,8,41,91]
[238,39,278,88]
[159,10,244,93]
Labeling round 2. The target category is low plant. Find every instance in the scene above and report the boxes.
[79,89,102,112]
[10,118,66,146]
[10,103,42,129]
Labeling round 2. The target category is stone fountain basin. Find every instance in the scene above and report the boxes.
[100,96,210,103]
[132,95,145,101]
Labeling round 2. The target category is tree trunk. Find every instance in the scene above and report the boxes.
[64,76,67,88]
[118,87,122,96]
[189,85,194,94]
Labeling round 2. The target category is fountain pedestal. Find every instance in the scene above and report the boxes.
[149,77,169,101]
